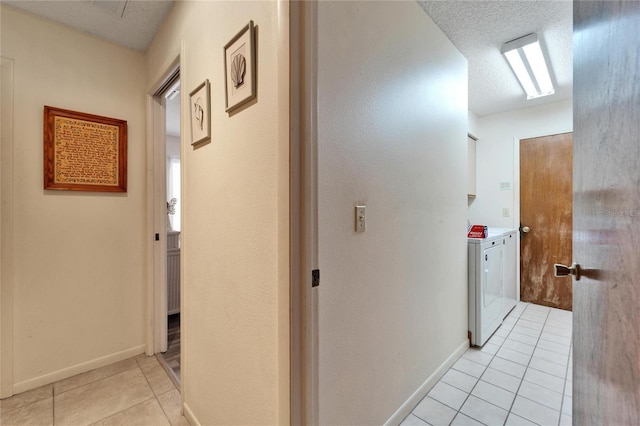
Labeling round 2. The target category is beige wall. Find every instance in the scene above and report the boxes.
[317,2,469,423]
[0,5,147,393]
[146,1,289,424]
[468,99,573,228]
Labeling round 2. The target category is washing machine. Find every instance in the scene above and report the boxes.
[468,228,517,346]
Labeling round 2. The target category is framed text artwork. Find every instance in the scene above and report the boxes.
[224,21,257,113]
[43,106,127,192]
[189,79,211,145]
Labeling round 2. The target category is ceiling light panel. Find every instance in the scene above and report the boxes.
[502,33,555,100]
[522,42,554,95]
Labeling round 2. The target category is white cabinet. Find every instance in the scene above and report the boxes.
[468,228,517,346]
[468,136,477,197]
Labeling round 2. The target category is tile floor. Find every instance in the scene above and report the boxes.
[0,354,189,426]
[402,302,573,426]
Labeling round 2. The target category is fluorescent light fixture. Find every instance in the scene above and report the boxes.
[501,33,555,100]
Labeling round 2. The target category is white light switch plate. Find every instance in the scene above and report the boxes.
[500,181,512,190]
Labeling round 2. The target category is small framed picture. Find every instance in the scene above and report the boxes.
[224,21,256,113]
[189,79,211,145]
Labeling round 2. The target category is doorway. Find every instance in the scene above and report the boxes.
[150,67,182,385]
[519,132,573,310]
[161,78,182,383]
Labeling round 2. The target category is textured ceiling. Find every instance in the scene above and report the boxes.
[418,1,573,117]
[6,1,571,117]
[4,0,174,52]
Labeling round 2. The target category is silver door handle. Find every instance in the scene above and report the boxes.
[554,263,581,281]
[522,226,531,233]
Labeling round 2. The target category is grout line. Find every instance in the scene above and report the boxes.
[0,391,56,419]
[438,376,477,395]
[5,356,187,426]
[557,340,573,425]
[496,304,532,425]
[509,305,573,425]
[443,304,527,425]
[138,362,158,397]
[155,390,174,425]
[406,303,573,426]
[53,358,141,397]
[89,396,157,425]
[58,361,178,426]
[502,304,550,425]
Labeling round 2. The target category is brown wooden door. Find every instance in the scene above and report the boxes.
[520,133,573,310]
[574,1,640,423]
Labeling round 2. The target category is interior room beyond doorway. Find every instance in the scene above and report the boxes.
[158,77,181,384]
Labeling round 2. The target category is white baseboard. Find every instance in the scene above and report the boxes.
[12,344,146,395]
[384,339,469,426]
[183,402,201,426]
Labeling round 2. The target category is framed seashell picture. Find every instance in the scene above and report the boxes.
[189,79,211,145]
[224,21,256,113]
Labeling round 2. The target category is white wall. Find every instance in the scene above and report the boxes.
[469,110,480,137]
[166,135,180,159]
[166,135,180,232]
[317,2,468,423]
[468,99,573,228]
[0,5,147,392]
[146,1,289,424]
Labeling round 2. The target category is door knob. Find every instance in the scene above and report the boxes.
[522,226,531,233]
[554,263,581,281]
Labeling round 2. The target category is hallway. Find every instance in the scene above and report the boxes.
[402,302,572,426]
[0,354,188,426]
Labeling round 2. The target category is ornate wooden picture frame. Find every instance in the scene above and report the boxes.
[43,106,127,192]
[224,21,257,113]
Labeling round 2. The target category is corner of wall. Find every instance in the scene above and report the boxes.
[468,110,480,138]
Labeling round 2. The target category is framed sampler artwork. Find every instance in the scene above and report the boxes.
[43,106,127,192]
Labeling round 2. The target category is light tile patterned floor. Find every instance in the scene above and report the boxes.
[0,354,189,426]
[402,302,572,426]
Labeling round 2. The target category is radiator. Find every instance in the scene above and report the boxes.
[167,231,180,315]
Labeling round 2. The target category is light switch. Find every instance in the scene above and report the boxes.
[355,206,366,232]
[503,208,510,217]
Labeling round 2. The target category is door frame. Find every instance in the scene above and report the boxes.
[512,137,522,302]
[145,53,183,357]
[290,1,319,424]
[0,57,15,398]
